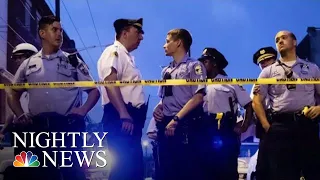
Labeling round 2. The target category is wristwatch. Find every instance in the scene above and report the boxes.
[173,116,180,122]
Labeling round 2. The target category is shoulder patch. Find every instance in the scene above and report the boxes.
[194,64,203,75]
[78,63,89,76]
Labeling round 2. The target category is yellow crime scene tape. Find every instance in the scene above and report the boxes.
[1,78,320,89]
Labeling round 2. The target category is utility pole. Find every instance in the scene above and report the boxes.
[55,0,60,19]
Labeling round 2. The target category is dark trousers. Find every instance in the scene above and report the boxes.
[102,104,144,180]
[256,114,320,180]
[151,141,160,180]
[204,132,240,180]
[11,113,87,180]
[157,114,206,180]
[203,114,240,180]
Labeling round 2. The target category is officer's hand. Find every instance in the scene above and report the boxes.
[13,113,33,125]
[165,120,178,137]
[234,122,243,135]
[153,104,164,122]
[121,119,134,135]
[304,106,320,120]
[70,107,87,117]
[262,123,270,133]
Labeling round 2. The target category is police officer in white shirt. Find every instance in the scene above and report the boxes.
[7,15,100,180]
[97,18,148,180]
[199,47,253,180]
[0,43,38,143]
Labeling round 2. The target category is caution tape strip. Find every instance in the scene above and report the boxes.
[1,78,320,89]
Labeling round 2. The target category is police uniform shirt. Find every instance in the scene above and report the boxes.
[97,40,145,108]
[204,74,251,113]
[13,49,94,116]
[158,55,206,116]
[254,57,320,113]
[147,117,157,134]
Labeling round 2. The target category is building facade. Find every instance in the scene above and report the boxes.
[297,27,320,66]
[0,0,80,123]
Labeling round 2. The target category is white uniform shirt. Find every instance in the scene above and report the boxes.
[204,74,252,113]
[146,117,157,134]
[97,40,145,107]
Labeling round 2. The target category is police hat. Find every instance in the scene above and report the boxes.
[113,18,144,34]
[253,46,277,65]
[198,47,228,69]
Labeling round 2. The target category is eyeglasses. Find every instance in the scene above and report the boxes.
[163,72,173,97]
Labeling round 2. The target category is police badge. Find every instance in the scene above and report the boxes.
[78,63,89,76]
[194,64,203,75]
[301,64,309,75]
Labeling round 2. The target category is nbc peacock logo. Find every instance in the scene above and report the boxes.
[13,151,40,167]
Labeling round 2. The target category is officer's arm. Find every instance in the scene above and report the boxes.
[104,68,131,118]
[252,92,269,129]
[98,50,130,119]
[175,62,206,120]
[252,70,269,129]
[76,62,100,113]
[7,61,27,117]
[234,85,253,129]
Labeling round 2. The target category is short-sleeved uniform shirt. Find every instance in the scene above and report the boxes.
[13,49,94,116]
[254,58,320,113]
[97,40,145,108]
[158,55,206,117]
[204,74,252,113]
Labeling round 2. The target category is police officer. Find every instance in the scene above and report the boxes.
[249,46,277,180]
[7,15,100,180]
[252,30,320,180]
[0,43,38,142]
[97,18,148,180]
[153,28,206,180]
[251,47,277,137]
[198,47,253,180]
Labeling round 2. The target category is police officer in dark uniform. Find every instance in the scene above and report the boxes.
[97,18,148,180]
[7,15,100,180]
[252,47,277,138]
[198,48,253,180]
[153,28,207,180]
[253,30,320,180]
[251,46,277,179]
